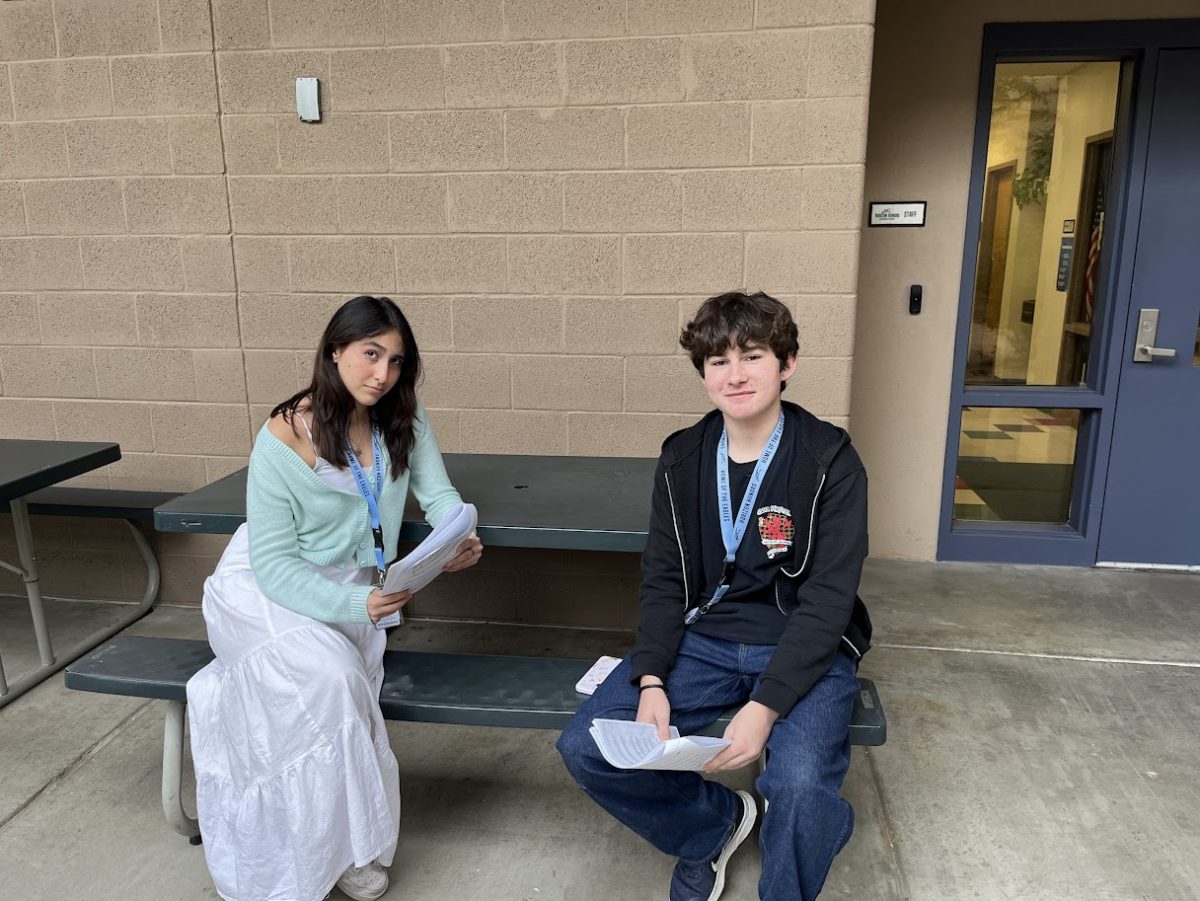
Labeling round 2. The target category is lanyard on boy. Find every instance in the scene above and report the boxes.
[345,426,387,587]
[684,411,785,625]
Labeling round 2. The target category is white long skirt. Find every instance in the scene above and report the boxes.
[187,525,400,901]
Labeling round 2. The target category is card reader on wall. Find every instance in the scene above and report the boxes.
[909,285,922,315]
[296,77,320,122]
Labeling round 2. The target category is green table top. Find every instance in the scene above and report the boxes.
[0,440,120,504]
[154,453,657,552]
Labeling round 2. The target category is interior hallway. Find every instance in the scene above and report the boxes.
[1,557,1198,900]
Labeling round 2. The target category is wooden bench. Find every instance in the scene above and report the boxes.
[66,635,887,844]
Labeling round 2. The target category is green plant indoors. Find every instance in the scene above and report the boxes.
[995,76,1059,208]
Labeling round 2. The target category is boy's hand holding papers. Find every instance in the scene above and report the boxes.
[589,719,730,772]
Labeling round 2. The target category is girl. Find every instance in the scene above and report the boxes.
[187,296,483,901]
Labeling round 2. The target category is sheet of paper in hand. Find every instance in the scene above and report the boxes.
[588,718,730,771]
[375,502,478,628]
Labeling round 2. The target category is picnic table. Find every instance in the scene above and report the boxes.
[68,453,885,843]
[153,454,658,550]
[0,439,125,706]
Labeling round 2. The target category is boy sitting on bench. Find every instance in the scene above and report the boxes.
[557,291,872,901]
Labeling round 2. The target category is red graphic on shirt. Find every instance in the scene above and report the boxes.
[757,506,793,560]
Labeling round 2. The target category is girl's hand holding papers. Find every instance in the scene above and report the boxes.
[442,535,484,573]
[374,527,479,629]
[367,588,412,624]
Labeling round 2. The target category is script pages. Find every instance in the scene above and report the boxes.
[589,718,730,771]
[375,502,478,628]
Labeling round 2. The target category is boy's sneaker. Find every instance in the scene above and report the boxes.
[336,861,389,901]
[669,790,757,901]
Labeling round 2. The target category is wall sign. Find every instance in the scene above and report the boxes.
[868,201,926,227]
[1056,237,1074,291]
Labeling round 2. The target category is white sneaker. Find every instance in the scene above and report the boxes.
[336,861,389,901]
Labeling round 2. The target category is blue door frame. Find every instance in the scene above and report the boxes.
[938,20,1200,565]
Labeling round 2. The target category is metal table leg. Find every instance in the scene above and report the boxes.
[163,700,202,844]
[11,497,55,665]
[0,511,161,709]
[0,498,54,700]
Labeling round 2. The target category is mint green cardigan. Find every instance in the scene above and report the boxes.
[245,404,461,624]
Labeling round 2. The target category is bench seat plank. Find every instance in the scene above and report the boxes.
[27,487,180,521]
[66,636,886,746]
[65,635,215,701]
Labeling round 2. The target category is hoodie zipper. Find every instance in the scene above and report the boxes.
[663,469,689,610]
[781,470,826,581]
[770,467,863,659]
[841,635,863,658]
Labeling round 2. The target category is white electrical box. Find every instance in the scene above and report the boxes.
[296,77,320,122]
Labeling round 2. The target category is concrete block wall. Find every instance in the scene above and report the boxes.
[0,0,874,623]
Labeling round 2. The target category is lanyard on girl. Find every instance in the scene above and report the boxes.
[345,427,387,587]
[684,411,785,625]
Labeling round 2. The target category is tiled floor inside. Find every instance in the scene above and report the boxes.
[954,406,1081,523]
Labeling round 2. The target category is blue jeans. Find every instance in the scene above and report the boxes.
[556,630,859,901]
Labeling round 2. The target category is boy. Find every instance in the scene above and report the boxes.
[557,292,872,901]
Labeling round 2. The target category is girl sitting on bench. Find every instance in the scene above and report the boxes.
[187,296,483,901]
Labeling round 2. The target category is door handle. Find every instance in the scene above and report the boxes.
[1136,344,1176,358]
[1132,309,1177,362]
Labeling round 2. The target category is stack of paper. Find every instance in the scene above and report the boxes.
[375,502,478,628]
[589,718,730,771]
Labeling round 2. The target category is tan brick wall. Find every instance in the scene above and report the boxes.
[0,0,874,612]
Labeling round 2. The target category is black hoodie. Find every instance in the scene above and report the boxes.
[628,401,872,716]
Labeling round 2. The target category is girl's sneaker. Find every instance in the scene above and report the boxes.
[336,861,389,901]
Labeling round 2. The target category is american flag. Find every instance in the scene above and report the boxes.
[1083,210,1104,322]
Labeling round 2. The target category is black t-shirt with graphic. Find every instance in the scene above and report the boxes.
[689,422,795,645]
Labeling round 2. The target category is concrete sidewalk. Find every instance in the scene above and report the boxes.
[1,558,1198,900]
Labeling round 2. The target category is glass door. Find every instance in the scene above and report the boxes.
[944,58,1124,561]
[941,20,1200,566]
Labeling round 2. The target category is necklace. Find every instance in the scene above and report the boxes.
[348,416,370,456]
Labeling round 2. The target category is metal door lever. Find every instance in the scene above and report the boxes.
[1132,309,1177,362]
[1136,344,1176,358]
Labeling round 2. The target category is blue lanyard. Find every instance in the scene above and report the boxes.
[345,427,387,585]
[684,411,785,625]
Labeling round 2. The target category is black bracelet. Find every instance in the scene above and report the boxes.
[638,683,667,695]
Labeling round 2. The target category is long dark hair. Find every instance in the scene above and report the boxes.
[271,296,422,478]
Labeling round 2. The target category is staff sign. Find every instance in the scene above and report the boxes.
[868,201,926,227]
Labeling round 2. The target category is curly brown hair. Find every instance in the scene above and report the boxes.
[680,292,798,385]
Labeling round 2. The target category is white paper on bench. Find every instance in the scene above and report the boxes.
[589,718,730,771]
[574,655,623,695]
[375,502,478,629]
